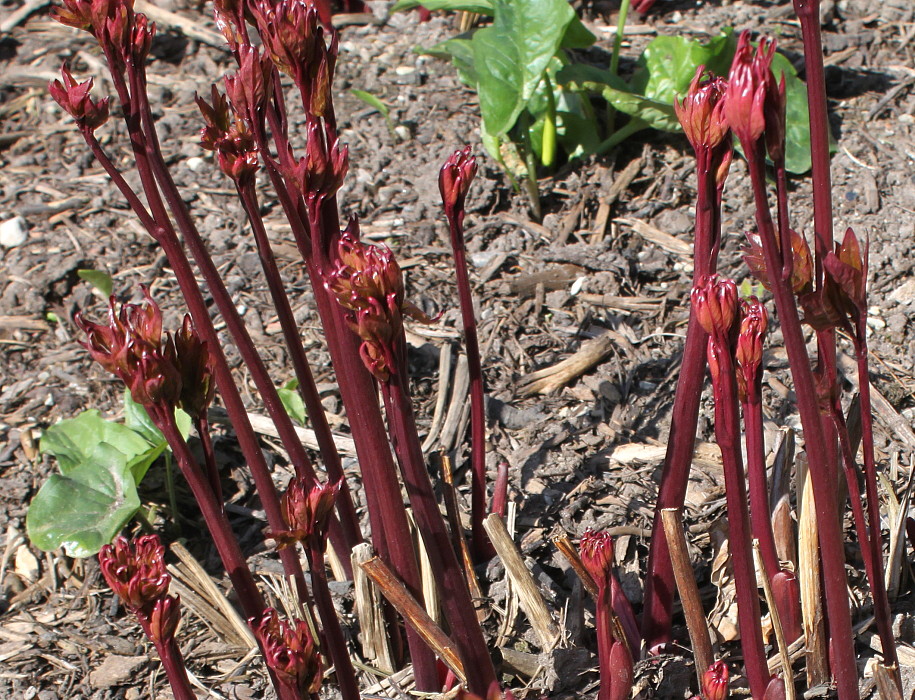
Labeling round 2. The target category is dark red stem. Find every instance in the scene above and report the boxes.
[381,372,497,695]
[444,208,491,561]
[194,416,222,506]
[707,339,769,698]
[744,140,858,700]
[642,159,720,649]
[236,180,362,562]
[153,638,196,700]
[742,392,781,581]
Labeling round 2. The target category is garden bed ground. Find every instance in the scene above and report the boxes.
[2,0,915,697]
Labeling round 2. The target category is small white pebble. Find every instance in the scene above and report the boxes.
[393,125,411,142]
[186,156,207,173]
[0,216,28,248]
[394,65,415,76]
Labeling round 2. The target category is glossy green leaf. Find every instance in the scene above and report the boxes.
[392,0,494,14]
[472,0,577,136]
[630,32,736,104]
[27,443,141,557]
[419,36,478,86]
[771,52,813,174]
[77,269,114,297]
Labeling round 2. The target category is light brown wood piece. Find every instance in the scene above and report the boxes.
[351,543,394,673]
[797,456,829,686]
[483,513,558,649]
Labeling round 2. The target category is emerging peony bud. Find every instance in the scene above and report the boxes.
[145,594,182,645]
[326,222,434,381]
[824,227,867,318]
[702,660,729,700]
[725,32,781,150]
[98,534,171,612]
[76,288,183,409]
[49,66,110,131]
[196,86,260,185]
[269,476,340,550]
[439,146,477,218]
[578,529,615,589]
[251,608,323,694]
[223,46,274,120]
[735,297,767,401]
[691,275,738,338]
[282,119,349,204]
[173,315,215,419]
[675,67,729,154]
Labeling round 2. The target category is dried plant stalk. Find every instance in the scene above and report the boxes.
[797,456,829,685]
[753,542,796,700]
[661,508,714,685]
[359,556,466,684]
[553,532,598,597]
[351,544,394,673]
[484,513,559,648]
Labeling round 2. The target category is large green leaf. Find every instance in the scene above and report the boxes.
[27,443,141,557]
[41,410,154,475]
[771,52,813,174]
[630,31,736,104]
[472,0,578,136]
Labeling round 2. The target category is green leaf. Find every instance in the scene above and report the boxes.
[630,32,737,105]
[278,380,307,427]
[472,0,577,136]
[123,390,191,443]
[770,52,813,174]
[392,0,494,14]
[41,410,155,475]
[27,443,141,557]
[560,16,596,50]
[77,269,114,297]
[419,36,478,86]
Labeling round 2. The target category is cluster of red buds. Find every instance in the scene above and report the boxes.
[251,608,323,695]
[98,535,182,646]
[268,476,340,550]
[197,85,260,185]
[724,32,785,161]
[327,222,434,381]
[249,0,336,117]
[578,530,636,700]
[281,120,349,208]
[75,289,214,417]
[53,0,154,70]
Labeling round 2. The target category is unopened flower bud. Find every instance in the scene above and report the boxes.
[735,297,767,401]
[675,67,729,154]
[702,660,729,700]
[725,32,779,149]
[269,477,340,550]
[439,146,477,217]
[578,529,614,589]
[692,275,738,338]
[173,315,215,419]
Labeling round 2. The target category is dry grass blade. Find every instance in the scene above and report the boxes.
[208,406,357,456]
[661,508,714,686]
[351,543,394,673]
[483,513,558,649]
[796,456,829,685]
[358,556,466,684]
[420,343,453,453]
[884,456,915,599]
[437,353,470,451]
[167,541,255,650]
[614,217,692,259]
[753,542,796,700]
[407,510,441,624]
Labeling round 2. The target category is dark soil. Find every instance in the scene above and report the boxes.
[2,0,915,697]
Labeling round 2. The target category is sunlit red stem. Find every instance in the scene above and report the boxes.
[304,538,359,699]
[706,336,769,698]
[380,371,498,695]
[194,416,221,505]
[642,153,720,650]
[442,185,490,561]
[851,328,898,671]
[743,139,858,700]
[152,638,195,700]
[236,179,362,561]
